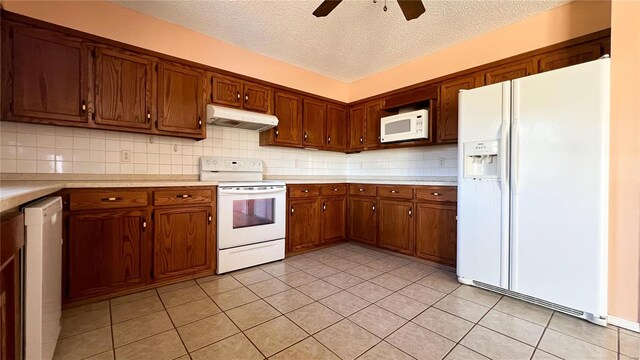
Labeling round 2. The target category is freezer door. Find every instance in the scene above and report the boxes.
[457,82,511,288]
[510,58,609,317]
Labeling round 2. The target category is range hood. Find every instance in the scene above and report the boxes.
[207,105,278,131]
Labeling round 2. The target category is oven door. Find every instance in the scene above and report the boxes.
[217,186,286,249]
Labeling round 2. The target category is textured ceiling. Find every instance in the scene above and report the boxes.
[114,0,569,82]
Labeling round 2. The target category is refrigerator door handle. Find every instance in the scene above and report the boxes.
[500,82,510,193]
[511,82,521,194]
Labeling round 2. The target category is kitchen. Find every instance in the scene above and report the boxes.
[0,0,638,359]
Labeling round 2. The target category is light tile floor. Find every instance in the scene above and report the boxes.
[55,243,637,360]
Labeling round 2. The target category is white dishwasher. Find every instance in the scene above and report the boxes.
[24,196,63,360]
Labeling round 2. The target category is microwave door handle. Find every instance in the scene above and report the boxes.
[218,188,285,195]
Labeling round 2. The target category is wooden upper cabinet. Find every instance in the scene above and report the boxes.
[437,74,481,144]
[288,199,321,252]
[94,46,155,130]
[302,98,326,148]
[154,206,213,279]
[378,200,414,255]
[211,74,242,108]
[348,105,365,151]
[243,82,271,113]
[348,197,377,245]
[157,62,205,138]
[2,23,89,124]
[271,91,303,146]
[482,59,535,85]
[537,42,604,73]
[415,202,457,266]
[322,197,346,244]
[365,100,383,149]
[325,104,347,151]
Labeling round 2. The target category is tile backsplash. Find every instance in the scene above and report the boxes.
[0,122,457,177]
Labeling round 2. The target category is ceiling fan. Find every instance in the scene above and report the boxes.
[313,0,426,21]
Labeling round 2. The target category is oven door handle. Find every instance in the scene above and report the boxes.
[218,188,285,195]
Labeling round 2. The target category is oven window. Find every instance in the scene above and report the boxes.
[385,119,411,135]
[233,198,275,229]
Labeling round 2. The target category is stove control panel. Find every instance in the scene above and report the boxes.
[200,157,263,172]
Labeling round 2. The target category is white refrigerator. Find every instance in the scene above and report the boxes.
[457,57,610,325]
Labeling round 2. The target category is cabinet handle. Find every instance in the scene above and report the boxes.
[291,207,294,214]
[304,132,308,141]
[328,136,331,144]
[372,205,376,213]
[360,136,364,144]
[359,188,364,192]
[431,192,442,196]
[275,128,279,138]
[332,188,338,192]
[81,101,87,113]
[245,94,249,102]
[198,116,202,128]
[208,213,212,223]
[101,197,122,202]
[323,203,326,211]
[177,194,191,198]
[142,219,147,229]
[237,91,240,100]
[302,189,309,193]
[390,190,398,194]
[409,207,412,217]
[146,111,151,123]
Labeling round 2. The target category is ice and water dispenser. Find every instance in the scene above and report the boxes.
[463,140,500,179]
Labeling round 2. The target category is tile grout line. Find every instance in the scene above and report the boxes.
[529,310,557,360]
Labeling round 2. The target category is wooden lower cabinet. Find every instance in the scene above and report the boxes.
[153,206,213,279]
[348,197,377,245]
[68,209,150,299]
[322,197,346,244]
[288,199,321,252]
[415,202,457,266]
[0,212,24,360]
[378,200,414,255]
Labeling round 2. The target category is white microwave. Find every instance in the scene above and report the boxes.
[380,109,429,143]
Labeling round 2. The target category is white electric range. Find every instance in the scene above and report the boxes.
[200,157,285,273]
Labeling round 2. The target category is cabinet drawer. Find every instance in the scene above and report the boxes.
[70,190,148,210]
[348,184,377,197]
[321,184,347,196]
[288,185,321,198]
[153,189,213,206]
[377,185,414,199]
[416,187,457,203]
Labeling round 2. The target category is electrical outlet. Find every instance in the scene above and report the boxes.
[120,150,132,163]
[439,158,446,167]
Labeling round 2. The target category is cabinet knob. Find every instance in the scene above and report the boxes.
[332,188,338,192]
[302,189,309,193]
[142,219,147,229]
[237,91,240,100]
[208,213,212,223]
[372,205,376,212]
[291,207,294,214]
[101,197,122,202]
[327,136,331,144]
[323,203,326,211]
[359,188,364,192]
[409,207,412,216]
[359,136,364,144]
[304,133,308,141]
[390,190,398,194]
[81,101,87,113]
[245,94,249,102]
[177,194,191,198]
[147,111,151,123]
[432,192,442,196]
[275,128,279,138]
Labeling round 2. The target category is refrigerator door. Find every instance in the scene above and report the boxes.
[457,82,511,288]
[510,58,609,318]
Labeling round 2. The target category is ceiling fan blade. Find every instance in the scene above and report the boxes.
[397,0,426,20]
[313,0,342,17]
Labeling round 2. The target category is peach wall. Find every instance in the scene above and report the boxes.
[608,0,640,324]
[0,0,350,102]
[348,0,612,101]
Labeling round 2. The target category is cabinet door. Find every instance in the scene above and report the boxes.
[415,203,457,266]
[438,74,481,144]
[325,104,347,151]
[243,82,272,113]
[272,91,303,146]
[348,105,365,151]
[302,98,326,148]
[94,47,154,130]
[537,42,603,73]
[68,209,150,299]
[288,199,321,252]
[365,100,382,149]
[348,197,377,245]
[211,74,242,108]
[378,200,414,255]
[157,62,205,138]
[322,197,346,244]
[482,59,534,85]
[0,212,24,360]
[154,206,213,279]
[2,24,89,124]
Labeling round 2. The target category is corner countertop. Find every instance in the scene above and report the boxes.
[266,176,457,187]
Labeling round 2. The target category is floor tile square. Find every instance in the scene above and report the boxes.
[493,296,553,326]
[347,281,393,302]
[323,272,364,289]
[287,302,343,334]
[479,309,545,346]
[349,304,407,338]
[344,264,383,280]
[303,264,341,278]
[386,322,455,360]
[85,350,114,360]
[62,300,109,319]
[111,295,164,323]
[416,271,460,293]
[398,283,447,305]
[306,252,342,264]
[433,294,490,323]
[261,261,300,277]
[233,268,273,285]
[277,271,318,287]
[226,299,280,330]
[209,286,259,310]
[112,310,173,347]
[247,277,292,298]
[445,345,490,360]
[114,329,187,360]
[412,307,474,342]
[389,264,434,282]
[538,329,617,359]
[270,336,340,360]
[296,279,342,300]
[59,307,110,339]
[548,312,618,351]
[531,349,562,360]
[367,258,406,272]
[199,276,244,296]
[244,316,308,357]
[176,313,240,352]
[451,285,502,307]
[156,280,196,294]
[460,325,534,360]
[323,258,359,271]
[110,289,157,306]
[158,285,206,308]
[166,297,221,327]
[53,326,112,360]
[264,288,315,313]
[190,333,263,360]
[369,273,411,291]
[314,319,380,360]
[359,341,414,360]
[620,332,640,358]
[376,293,428,320]
[285,257,322,269]
[347,253,382,265]
[320,291,370,316]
